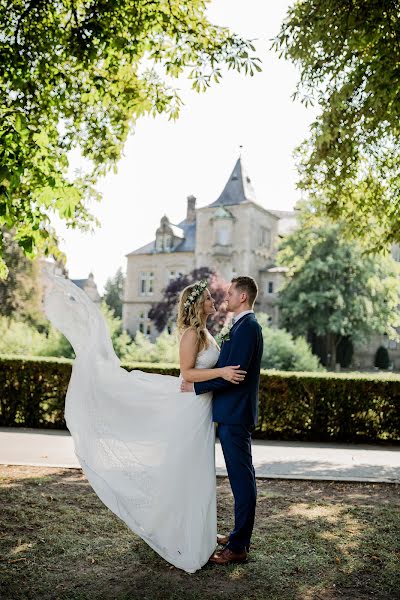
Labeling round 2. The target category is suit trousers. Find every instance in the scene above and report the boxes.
[217,423,257,553]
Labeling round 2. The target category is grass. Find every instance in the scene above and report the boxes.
[0,465,399,600]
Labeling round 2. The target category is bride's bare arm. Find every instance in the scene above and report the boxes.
[179,328,246,384]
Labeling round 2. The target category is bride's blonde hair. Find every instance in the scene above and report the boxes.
[177,282,210,352]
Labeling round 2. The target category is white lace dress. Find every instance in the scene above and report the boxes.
[41,270,220,573]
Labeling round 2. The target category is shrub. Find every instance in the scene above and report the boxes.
[123,329,180,363]
[0,316,74,358]
[257,313,323,372]
[1,355,399,442]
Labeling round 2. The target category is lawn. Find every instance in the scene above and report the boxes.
[0,465,399,599]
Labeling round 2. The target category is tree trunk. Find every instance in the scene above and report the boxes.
[327,333,338,370]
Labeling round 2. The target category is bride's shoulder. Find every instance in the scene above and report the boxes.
[179,327,197,343]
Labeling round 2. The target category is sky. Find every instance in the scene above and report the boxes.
[53,0,318,294]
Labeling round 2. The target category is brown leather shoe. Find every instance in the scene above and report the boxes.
[209,547,248,565]
[217,533,229,545]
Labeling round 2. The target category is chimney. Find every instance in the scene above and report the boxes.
[186,195,196,223]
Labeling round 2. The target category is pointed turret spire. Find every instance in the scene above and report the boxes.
[208,156,256,207]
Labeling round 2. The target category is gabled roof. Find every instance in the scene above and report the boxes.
[207,157,256,207]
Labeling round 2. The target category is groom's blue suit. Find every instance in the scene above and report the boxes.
[194,312,263,553]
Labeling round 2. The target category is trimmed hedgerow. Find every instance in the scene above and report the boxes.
[0,355,399,442]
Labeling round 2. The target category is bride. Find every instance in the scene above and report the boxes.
[41,271,246,573]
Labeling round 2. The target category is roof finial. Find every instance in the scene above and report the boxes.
[239,144,243,158]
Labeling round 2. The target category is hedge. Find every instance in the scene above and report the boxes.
[0,355,399,443]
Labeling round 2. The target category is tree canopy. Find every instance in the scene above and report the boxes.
[0,226,48,326]
[103,267,125,319]
[148,266,229,336]
[276,211,400,368]
[0,0,260,277]
[273,0,400,249]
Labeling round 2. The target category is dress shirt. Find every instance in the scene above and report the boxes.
[231,309,254,325]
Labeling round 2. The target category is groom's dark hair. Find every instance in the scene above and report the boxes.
[231,276,258,307]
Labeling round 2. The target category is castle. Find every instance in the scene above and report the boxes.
[122,157,296,340]
[122,156,400,370]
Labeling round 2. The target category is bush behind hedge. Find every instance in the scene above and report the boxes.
[0,355,399,443]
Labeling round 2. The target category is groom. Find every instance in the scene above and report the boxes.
[181,275,263,565]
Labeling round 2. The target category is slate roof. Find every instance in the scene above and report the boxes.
[174,219,196,252]
[169,223,185,239]
[207,157,256,207]
[71,278,89,289]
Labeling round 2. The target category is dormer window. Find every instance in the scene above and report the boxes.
[164,234,172,251]
[210,206,235,247]
[154,215,184,253]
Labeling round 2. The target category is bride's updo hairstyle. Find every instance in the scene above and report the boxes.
[177,280,209,352]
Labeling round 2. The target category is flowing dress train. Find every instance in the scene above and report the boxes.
[41,270,219,573]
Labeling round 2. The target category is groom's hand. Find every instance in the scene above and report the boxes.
[180,380,194,392]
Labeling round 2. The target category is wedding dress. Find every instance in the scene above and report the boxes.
[41,270,220,573]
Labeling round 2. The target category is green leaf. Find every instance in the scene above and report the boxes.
[33,130,49,149]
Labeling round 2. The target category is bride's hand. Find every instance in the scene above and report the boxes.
[220,365,247,384]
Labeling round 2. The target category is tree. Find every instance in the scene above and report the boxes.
[273,0,400,249]
[103,267,125,319]
[99,301,134,360]
[277,215,400,369]
[0,1,260,277]
[0,226,47,327]
[148,267,229,336]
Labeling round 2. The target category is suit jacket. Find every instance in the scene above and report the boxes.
[194,313,263,425]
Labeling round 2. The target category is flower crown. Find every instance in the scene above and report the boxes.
[183,279,208,311]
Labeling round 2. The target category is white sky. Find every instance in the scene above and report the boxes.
[53,0,318,294]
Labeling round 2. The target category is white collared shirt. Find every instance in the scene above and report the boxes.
[232,309,254,325]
